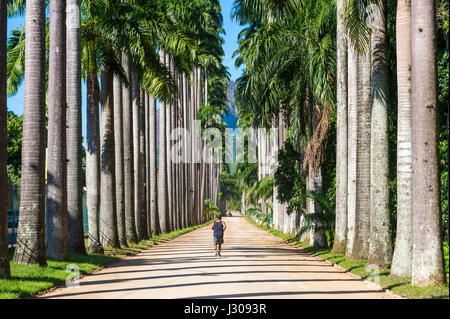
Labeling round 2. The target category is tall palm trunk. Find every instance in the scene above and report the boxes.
[145,92,152,236]
[368,0,392,267]
[131,69,142,239]
[0,0,10,277]
[309,105,327,247]
[351,46,371,260]
[332,0,348,254]
[66,0,86,255]
[158,49,169,233]
[346,42,358,259]
[411,0,445,286]
[182,72,190,228]
[149,94,160,235]
[391,0,413,277]
[122,53,138,243]
[139,86,149,239]
[99,68,120,248]
[46,0,68,261]
[85,41,103,254]
[113,74,127,247]
[166,55,173,231]
[14,0,47,265]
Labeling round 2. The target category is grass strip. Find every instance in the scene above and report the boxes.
[0,219,213,299]
[243,214,449,299]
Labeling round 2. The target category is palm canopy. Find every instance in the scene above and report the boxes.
[233,0,336,172]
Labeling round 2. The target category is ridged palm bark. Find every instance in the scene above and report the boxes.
[149,94,160,235]
[346,42,358,259]
[0,0,10,278]
[308,106,327,248]
[166,55,173,231]
[99,68,120,248]
[66,0,86,255]
[113,74,127,247]
[13,0,47,266]
[158,49,169,233]
[139,86,149,239]
[196,67,203,224]
[145,92,152,236]
[46,0,68,261]
[122,53,138,244]
[190,70,198,226]
[131,69,142,239]
[332,0,348,254]
[391,0,413,277]
[85,41,103,254]
[411,0,445,286]
[351,45,371,260]
[182,72,190,228]
[368,0,392,267]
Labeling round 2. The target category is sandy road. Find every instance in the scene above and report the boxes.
[38,212,399,299]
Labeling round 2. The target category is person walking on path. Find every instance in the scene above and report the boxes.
[211,215,227,257]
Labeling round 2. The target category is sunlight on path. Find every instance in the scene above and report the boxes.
[38,212,399,299]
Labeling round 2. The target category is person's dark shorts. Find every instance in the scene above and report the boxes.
[213,236,224,244]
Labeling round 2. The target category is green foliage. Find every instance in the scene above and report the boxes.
[297,191,335,246]
[246,207,272,227]
[204,198,221,216]
[6,111,23,185]
[218,170,241,206]
[438,50,449,240]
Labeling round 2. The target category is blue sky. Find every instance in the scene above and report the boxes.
[5,0,243,135]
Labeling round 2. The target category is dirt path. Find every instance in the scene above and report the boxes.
[38,212,399,299]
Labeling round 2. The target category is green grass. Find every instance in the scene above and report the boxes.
[0,220,213,299]
[243,214,450,300]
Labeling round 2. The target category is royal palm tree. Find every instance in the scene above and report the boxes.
[139,85,149,239]
[149,93,160,235]
[0,0,10,278]
[391,0,413,278]
[13,0,47,266]
[46,0,68,261]
[346,41,358,259]
[122,52,138,244]
[67,0,86,255]
[410,0,445,286]
[332,0,348,254]
[368,0,392,267]
[113,73,127,247]
[99,67,120,248]
[158,49,169,233]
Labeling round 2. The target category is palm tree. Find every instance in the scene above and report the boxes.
[13,0,47,265]
[391,0,413,278]
[85,37,103,254]
[346,42,358,259]
[410,0,445,286]
[368,0,392,267]
[113,73,127,247]
[122,52,138,244]
[139,86,149,239]
[99,68,120,248]
[158,49,169,233]
[46,0,68,261]
[332,0,348,254]
[351,45,371,260]
[131,68,143,239]
[149,93,160,235]
[67,0,86,255]
[0,0,10,278]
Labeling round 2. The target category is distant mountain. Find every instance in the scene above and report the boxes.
[223,80,238,129]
